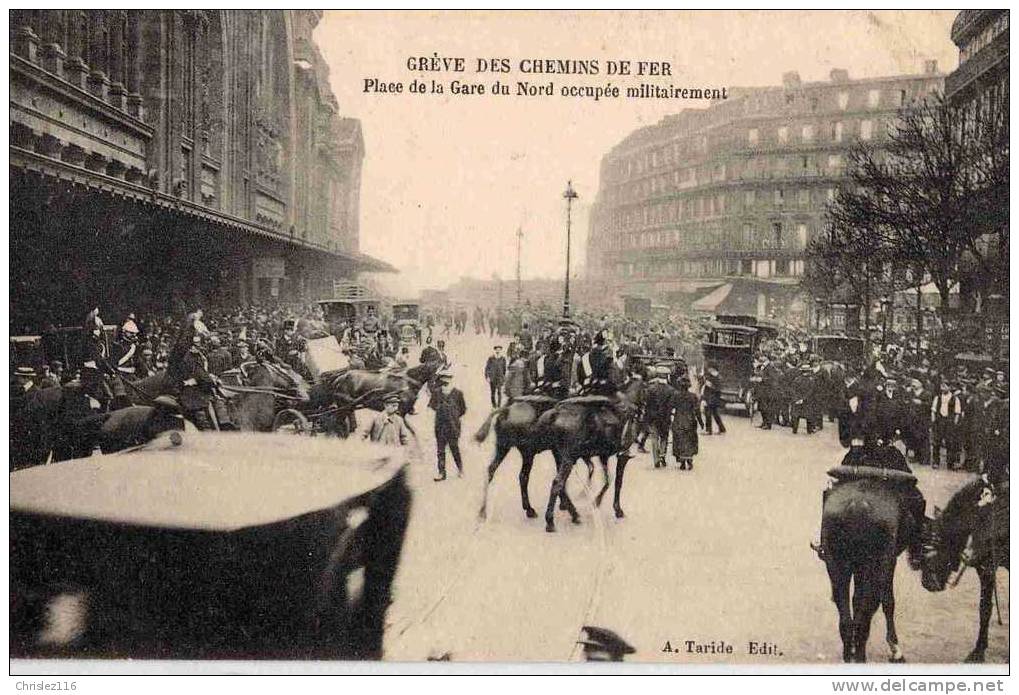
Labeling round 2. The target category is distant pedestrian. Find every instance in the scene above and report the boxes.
[701,366,726,435]
[484,345,508,407]
[671,376,702,470]
[642,367,677,469]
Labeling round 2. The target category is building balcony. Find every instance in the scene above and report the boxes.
[946,30,1009,100]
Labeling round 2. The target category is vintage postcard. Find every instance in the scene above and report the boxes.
[8,8,1009,678]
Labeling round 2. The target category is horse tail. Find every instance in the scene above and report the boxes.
[474,407,506,443]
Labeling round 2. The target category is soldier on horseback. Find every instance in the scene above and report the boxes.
[577,331,615,397]
[167,311,222,430]
[817,376,928,570]
[532,336,568,400]
[81,308,115,411]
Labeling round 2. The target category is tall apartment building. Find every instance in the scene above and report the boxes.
[586,65,945,309]
[10,10,392,332]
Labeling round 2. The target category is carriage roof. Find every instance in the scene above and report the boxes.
[10,432,407,531]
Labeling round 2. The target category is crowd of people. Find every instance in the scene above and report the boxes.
[9,298,1009,487]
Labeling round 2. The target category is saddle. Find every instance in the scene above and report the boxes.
[826,465,917,485]
[559,395,616,407]
[511,394,559,405]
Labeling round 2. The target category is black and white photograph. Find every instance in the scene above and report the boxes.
[7,8,1010,677]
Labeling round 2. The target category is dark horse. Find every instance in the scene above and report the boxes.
[315,362,440,418]
[220,361,310,431]
[818,468,922,663]
[922,478,1009,663]
[475,394,575,522]
[538,379,643,533]
[9,382,183,470]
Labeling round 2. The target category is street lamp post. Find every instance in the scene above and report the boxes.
[562,180,578,318]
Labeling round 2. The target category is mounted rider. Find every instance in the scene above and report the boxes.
[81,308,115,410]
[167,310,221,430]
[112,313,141,381]
[531,336,568,399]
[577,331,616,397]
[818,376,928,569]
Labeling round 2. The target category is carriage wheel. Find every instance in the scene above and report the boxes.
[273,408,310,435]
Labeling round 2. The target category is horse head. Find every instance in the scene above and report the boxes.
[920,480,985,592]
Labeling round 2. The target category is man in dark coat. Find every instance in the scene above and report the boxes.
[756,357,779,430]
[642,367,677,469]
[671,375,702,470]
[701,366,725,435]
[982,384,1009,486]
[790,365,819,435]
[431,371,467,482]
[484,345,508,407]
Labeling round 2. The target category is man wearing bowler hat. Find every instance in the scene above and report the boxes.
[431,368,467,482]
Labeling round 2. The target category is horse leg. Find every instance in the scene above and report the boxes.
[594,455,612,508]
[519,450,538,519]
[478,440,511,521]
[545,453,576,533]
[561,458,581,510]
[881,564,905,663]
[584,456,595,484]
[965,567,995,663]
[613,452,631,519]
[851,564,882,663]
[827,562,854,663]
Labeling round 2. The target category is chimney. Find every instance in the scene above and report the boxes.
[782,71,801,89]
[923,59,938,74]
[829,68,849,83]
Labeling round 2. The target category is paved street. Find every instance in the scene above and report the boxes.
[375,330,1006,664]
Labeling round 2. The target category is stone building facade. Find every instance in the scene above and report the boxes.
[10,10,390,332]
[945,9,1009,360]
[585,66,944,308]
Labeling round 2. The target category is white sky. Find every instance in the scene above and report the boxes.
[314,10,959,296]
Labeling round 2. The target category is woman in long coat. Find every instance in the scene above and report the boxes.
[671,376,702,470]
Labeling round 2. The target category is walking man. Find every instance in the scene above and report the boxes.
[484,345,508,407]
[642,366,677,469]
[930,380,962,470]
[363,394,411,446]
[701,366,726,435]
[431,370,467,482]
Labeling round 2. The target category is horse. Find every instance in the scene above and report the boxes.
[10,383,185,469]
[315,362,439,420]
[538,378,644,533]
[220,361,310,432]
[921,478,1009,663]
[475,394,576,522]
[818,474,922,662]
[10,385,92,469]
